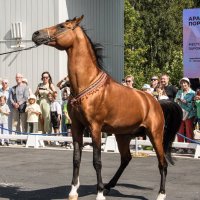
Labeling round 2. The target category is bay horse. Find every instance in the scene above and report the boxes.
[32,16,182,200]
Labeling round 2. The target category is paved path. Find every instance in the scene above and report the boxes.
[0,147,199,200]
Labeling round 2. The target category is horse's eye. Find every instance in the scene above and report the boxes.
[59,24,65,29]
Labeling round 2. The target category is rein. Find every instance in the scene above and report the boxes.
[0,24,78,55]
[70,72,108,106]
[0,44,38,56]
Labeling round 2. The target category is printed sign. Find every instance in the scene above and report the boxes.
[183,8,200,78]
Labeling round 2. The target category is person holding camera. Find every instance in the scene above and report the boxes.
[56,75,70,95]
[10,73,29,134]
[35,71,55,134]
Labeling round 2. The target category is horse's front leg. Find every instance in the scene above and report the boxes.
[91,126,105,200]
[69,123,84,200]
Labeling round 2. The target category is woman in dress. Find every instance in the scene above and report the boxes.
[35,72,55,133]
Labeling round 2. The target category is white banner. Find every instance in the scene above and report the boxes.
[183,9,200,78]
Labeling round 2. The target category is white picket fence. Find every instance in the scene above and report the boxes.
[0,134,106,148]
[0,133,199,159]
[103,135,200,159]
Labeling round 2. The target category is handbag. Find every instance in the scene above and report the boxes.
[18,102,27,113]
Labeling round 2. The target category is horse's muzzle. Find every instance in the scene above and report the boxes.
[32,30,50,45]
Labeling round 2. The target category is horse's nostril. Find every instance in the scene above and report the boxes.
[34,31,40,36]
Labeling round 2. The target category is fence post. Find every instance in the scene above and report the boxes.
[26,134,45,148]
[104,135,119,153]
[194,144,200,159]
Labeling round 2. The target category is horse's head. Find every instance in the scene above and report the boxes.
[32,15,84,50]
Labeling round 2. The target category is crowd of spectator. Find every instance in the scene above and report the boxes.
[0,72,199,153]
[0,72,71,147]
[123,74,199,154]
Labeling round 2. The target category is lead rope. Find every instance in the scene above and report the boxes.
[0,44,39,56]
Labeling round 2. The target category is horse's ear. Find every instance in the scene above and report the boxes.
[75,15,84,25]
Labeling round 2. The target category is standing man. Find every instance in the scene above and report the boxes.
[10,73,29,133]
[160,74,177,101]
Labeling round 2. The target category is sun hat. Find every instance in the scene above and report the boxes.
[142,84,151,89]
[179,77,190,85]
[28,94,36,100]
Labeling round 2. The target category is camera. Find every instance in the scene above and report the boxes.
[39,87,46,90]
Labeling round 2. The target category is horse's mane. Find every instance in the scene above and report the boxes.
[81,27,105,71]
[66,18,105,71]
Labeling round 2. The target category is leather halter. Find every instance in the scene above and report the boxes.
[46,24,77,43]
[70,72,108,107]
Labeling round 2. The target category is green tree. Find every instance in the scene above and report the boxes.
[125,0,195,88]
[124,0,148,88]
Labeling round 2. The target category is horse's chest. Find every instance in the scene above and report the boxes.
[71,104,92,123]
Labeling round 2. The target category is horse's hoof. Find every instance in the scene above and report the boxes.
[68,194,78,200]
[103,188,110,196]
[96,191,106,200]
[156,193,166,200]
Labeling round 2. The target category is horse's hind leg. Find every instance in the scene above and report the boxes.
[69,122,84,200]
[149,130,167,200]
[104,134,132,194]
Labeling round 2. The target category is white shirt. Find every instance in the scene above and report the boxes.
[50,101,62,115]
[158,95,169,100]
[25,103,41,123]
[0,104,10,123]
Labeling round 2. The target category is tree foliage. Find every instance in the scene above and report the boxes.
[124,0,196,88]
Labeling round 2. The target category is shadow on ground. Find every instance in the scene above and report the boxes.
[0,183,152,200]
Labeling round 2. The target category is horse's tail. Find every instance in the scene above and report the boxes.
[159,100,183,165]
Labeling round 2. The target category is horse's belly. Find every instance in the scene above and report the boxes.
[102,122,141,134]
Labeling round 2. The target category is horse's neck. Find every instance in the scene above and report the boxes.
[67,29,101,95]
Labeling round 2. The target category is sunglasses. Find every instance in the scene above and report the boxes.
[2,82,8,84]
[125,80,132,83]
[151,79,157,81]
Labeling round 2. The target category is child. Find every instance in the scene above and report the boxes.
[142,84,152,95]
[61,90,71,134]
[0,95,10,146]
[60,90,72,148]
[48,92,62,134]
[25,94,41,133]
